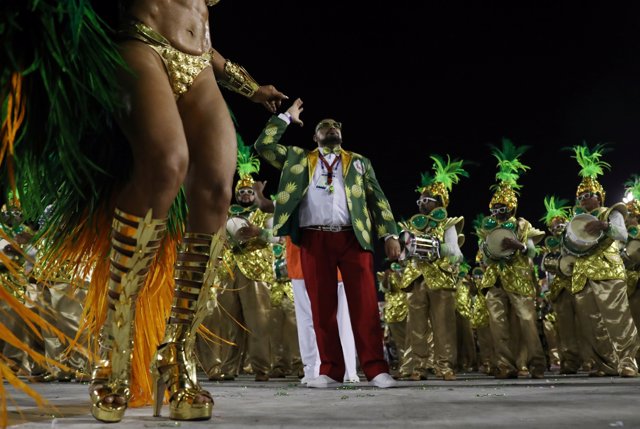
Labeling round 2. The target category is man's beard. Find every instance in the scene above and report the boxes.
[238,199,254,208]
[323,135,342,146]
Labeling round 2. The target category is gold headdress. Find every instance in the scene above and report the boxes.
[417,155,468,208]
[235,135,260,192]
[571,143,610,203]
[540,196,572,227]
[624,175,640,217]
[488,138,530,211]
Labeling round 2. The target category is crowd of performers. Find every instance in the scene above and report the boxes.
[3,138,640,402]
[2,1,640,428]
[380,141,640,381]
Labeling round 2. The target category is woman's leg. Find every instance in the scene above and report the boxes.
[90,40,187,423]
[152,67,236,421]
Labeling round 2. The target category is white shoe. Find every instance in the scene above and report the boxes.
[306,375,342,388]
[371,373,398,388]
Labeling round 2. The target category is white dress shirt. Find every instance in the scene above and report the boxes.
[276,112,352,228]
[299,152,351,227]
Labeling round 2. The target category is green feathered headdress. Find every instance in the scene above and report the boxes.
[235,134,260,192]
[489,138,530,211]
[417,155,469,208]
[540,195,571,226]
[571,142,611,203]
[625,175,640,217]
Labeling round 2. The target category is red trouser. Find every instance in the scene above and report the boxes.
[300,229,388,381]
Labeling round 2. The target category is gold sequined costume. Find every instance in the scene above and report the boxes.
[202,206,274,380]
[399,214,464,379]
[542,229,617,375]
[479,215,547,377]
[570,204,639,374]
[479,139,547,378]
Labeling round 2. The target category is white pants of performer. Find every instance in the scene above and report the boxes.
[292,279,360,383]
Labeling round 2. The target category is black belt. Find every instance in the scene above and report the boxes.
[304,225,353,232]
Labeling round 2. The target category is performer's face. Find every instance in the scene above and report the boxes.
[236,187,255,206]
[577,191,600,211]
[549,218,567,235]
[490,203,512,221]
[417,193,441,214]
[314,119,343,147]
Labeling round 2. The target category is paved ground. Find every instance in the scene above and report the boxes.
[5,372,640,428]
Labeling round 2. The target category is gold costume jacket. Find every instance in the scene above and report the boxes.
[399,214,464,291]
[571,205,627,293]
[479,216,544,297]
[226,205,275,284]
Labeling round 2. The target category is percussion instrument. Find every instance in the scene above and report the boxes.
[541,253,560,274]
[562,213,603,256]
[622,239,640,267]
[225,216,264,251]
[398,230,440,262]
[273,257,289,281]
[558,254,577,277]
[482,228,518,260]
[226,216,249,237]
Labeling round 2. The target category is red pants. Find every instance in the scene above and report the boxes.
[300,229,388,381]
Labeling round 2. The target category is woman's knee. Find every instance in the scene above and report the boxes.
[135,149,188,194]
[212,180,233,206]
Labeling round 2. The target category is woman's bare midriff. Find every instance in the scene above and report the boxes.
[129,0,211,55]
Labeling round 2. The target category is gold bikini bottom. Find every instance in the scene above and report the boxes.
[123,21,213,98]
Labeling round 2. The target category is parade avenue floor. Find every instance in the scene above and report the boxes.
[5,371,640,428]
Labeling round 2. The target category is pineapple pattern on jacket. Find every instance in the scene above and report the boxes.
[254,116,398,250]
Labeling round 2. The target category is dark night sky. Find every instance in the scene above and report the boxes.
[213,1,640,267]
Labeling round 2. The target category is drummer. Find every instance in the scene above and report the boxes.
[477,139,546,379]
[397,155,466,381]
[622,175,640,363]
[539,196,617,375]
[198,143,276,382]
[567,143,639,377]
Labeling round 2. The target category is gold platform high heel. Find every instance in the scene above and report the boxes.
[90,208,166,423]
[152,231,224,421]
